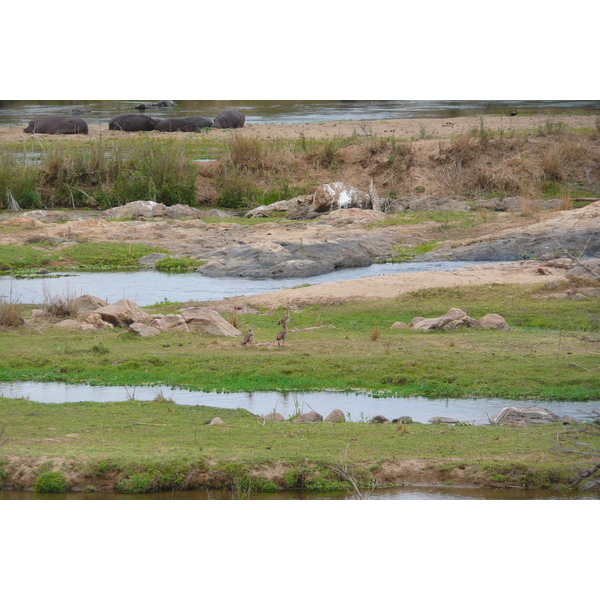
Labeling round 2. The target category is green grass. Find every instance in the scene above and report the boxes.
[0,242,168,274]
[1,284,598,400]
[0,396,596,492]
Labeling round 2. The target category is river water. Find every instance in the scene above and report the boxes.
[1,260,488,306]
[1,99,599,127]
[1,382,598,425]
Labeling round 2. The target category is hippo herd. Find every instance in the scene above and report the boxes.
[22,108,245,135]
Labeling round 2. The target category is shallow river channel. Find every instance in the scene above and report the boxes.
[2,260,484,306]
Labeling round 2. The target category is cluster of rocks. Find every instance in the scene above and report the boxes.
[35,294,240,337]
[257,405,575,426]
[391,308,510,332]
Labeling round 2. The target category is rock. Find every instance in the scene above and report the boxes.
[310,182,371,215]
[93,299,151,328]
[54,319,95,332]
[292,411,323,423]
[406,197,471,212]
[69,294,108,317]
[263,412,285,421]
[104,201,167,220]
[318,208,388,226]
[208,417,225,426]
[489,406,561,425]
[368,415,391,424]
[392,416,413,424]
[180,307,241,337]
[412,316,455,331]
[566,258,600,284]
[391,321,409,329]
[163,204,205,219]
[197,239,374,279]
[149,314,190,333]
[415,201,600,261]
[324,409,346,423]
[429,417,460,424]
[128,323,161,337]
[476,314,510,331]
[84,313,114,329]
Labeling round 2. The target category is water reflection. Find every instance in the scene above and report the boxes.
[2,485,597,501]
[1,382,598,424]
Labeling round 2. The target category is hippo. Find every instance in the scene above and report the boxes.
[212,109,245,129]
[155,118,203,132]
[135,100,176,110]
[109,113,160,132]
[183,115,213,129]
[23,116,89,135]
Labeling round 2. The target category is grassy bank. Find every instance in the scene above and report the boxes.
[1,122,599,211]
[0,397,596,494]
[1,284,598,400]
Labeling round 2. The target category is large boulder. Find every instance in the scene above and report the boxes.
[490,406,562,425]
[475,314,511,331]
[104,201,167,220]
[149,314,190,333]
[180,307,241,337]
[310,182,371,214]
[410,308,507,332]
[69,294,108,317]
[93,299,151,328]
[324,409,346,423]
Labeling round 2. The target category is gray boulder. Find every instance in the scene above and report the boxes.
[429,417,460,424]
[104,201,167,220]
[292,411,323,423]
[489,406,562,425]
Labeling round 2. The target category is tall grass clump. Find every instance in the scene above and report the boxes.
[112,138,197,206]
[0,300,25,328]
[0,154,42,209]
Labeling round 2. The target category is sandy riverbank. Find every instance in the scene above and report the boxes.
[1,113,598,143]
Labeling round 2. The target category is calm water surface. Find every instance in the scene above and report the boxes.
[1,100,599,127]
[1,261,490,306]
[1,382,598,424]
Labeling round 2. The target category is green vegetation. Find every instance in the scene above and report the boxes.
[154,256,205,272]
[2,122,597,212]
[0,397,596,493]
[0,242,167,275]
[0,284,598,400]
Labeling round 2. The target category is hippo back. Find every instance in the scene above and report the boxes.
[23,115,88,134]
[155,118,200,132]
[183,116,213,129]
[212,109,245,129]
[109,114,159,131]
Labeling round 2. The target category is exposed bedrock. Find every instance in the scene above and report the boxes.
[416,201,600,261]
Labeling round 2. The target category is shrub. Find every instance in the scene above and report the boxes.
[33,471,68,493]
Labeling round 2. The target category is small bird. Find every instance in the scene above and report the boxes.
[242,325,254,347]
[278,311,290,328]
[276,323,288,346]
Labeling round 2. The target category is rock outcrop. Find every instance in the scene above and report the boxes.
[416,201,600,261]
[408,308,509,332]
[489,406,565,425]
